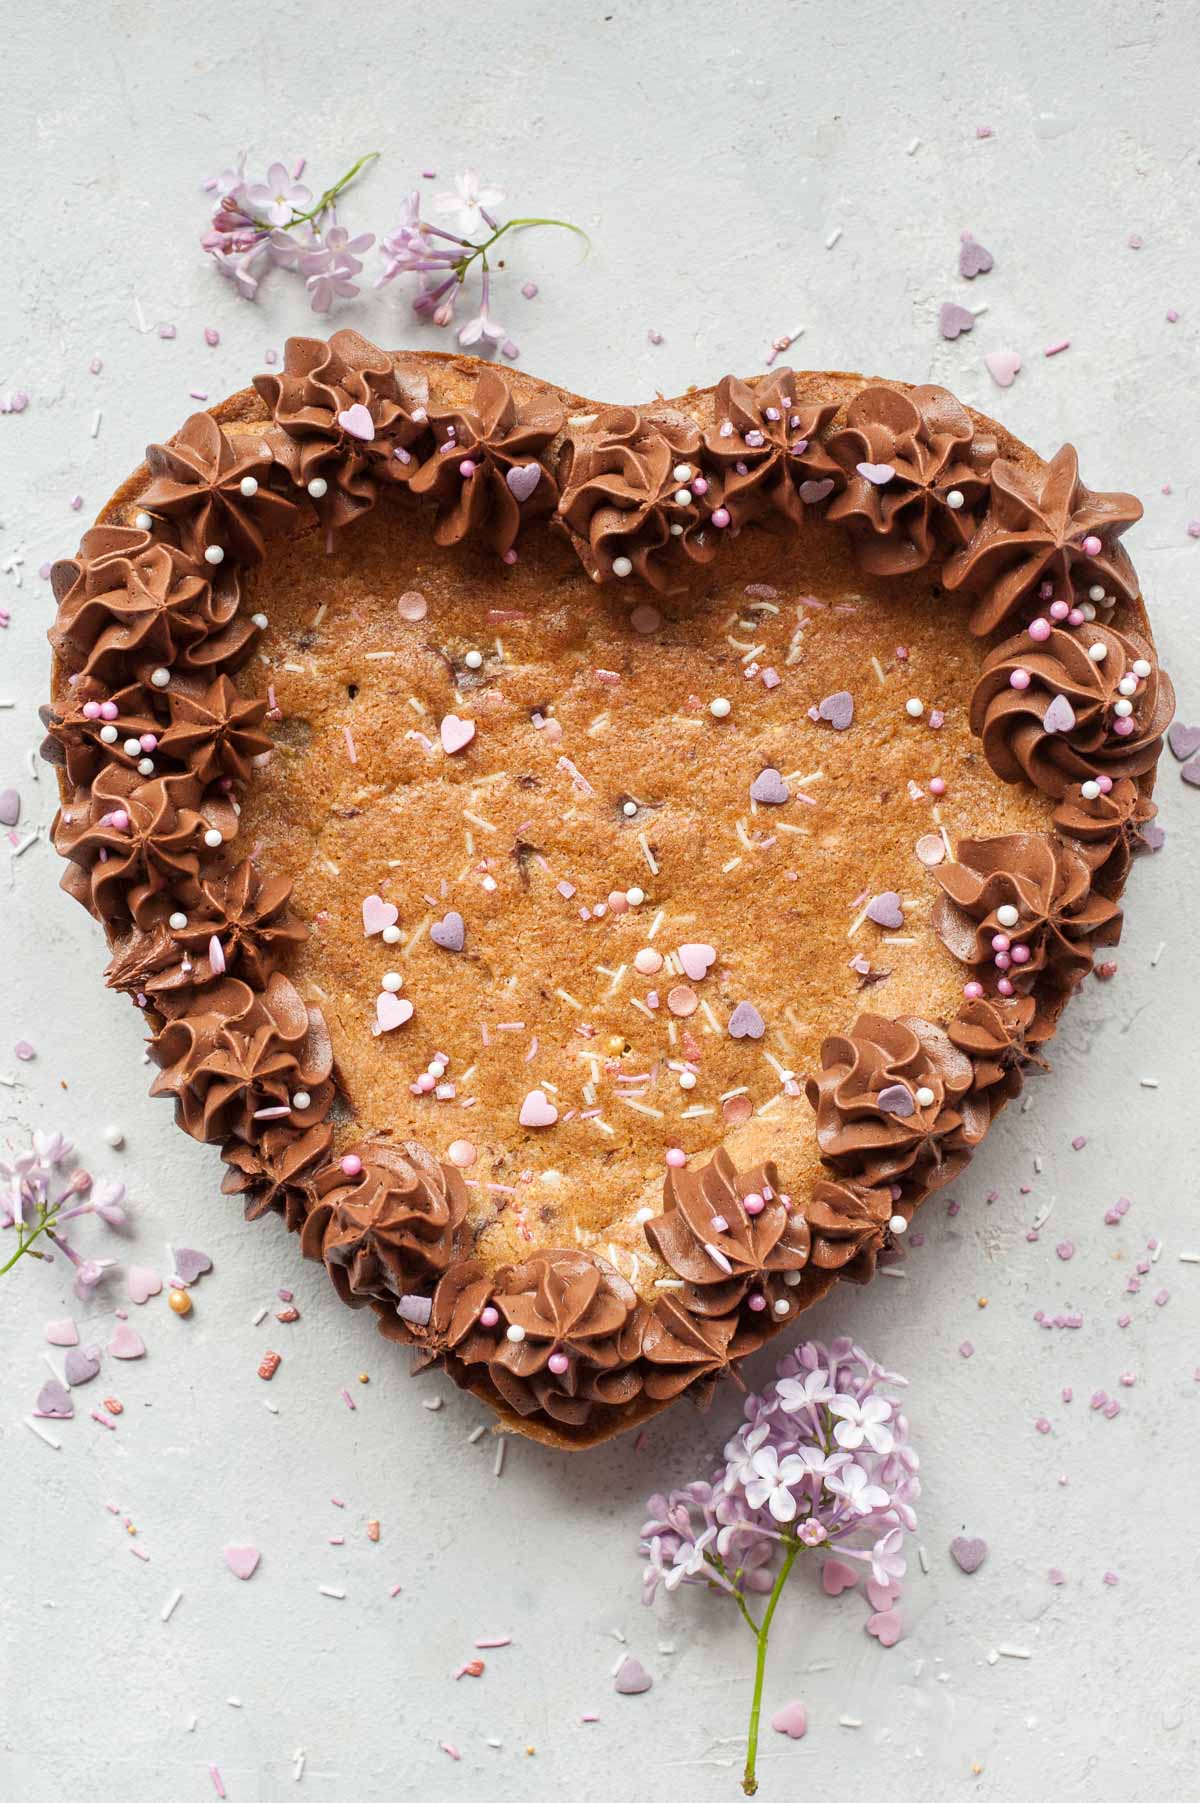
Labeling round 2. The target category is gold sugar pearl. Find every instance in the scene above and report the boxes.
[168,1287,192,1316]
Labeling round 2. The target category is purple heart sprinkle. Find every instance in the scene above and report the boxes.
[430,910,466,953]
[1181,755,1200,788]
[938,301,976,340]
[798,478,835,506]
[171,1247,212,1285]
[728,1001,766,1040]
[35,1378,74,1418]
[817,690,855,731]
[866,891,905,929]
[505,463,542,504]
[63,1346,101,1386]
[856,461,895,486]
[876,1084,915,1117]
[749,767,790,806]
[1167,722,1200,763]
[959,236,995,279]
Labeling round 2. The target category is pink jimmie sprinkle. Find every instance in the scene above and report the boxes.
[1071,1135,1087,1151]
[209,1766,227,1798]
[1103,1571,1119,1586]
[344,725,357,764]
[341,1387,356,1410]
[440,1744,462,1761]
[959,1341,974,1358]
[475,1635,512,1649]
[1044,339,1071,357]
[1155,1289,1170,1307]
[1055,1240,1075,1261]
[1035,1417,1052,1435]
[1048,1567,1066,1585]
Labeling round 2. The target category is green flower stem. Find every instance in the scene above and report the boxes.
[458,216,589,282]
[0,1210,53,1277]
[285,151,381,231]
[742,1536,801,1797]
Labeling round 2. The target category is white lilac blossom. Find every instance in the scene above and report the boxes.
[201,151,379,314]
[377,175,587,362]
[637,1337,920,1796]
[1,1129,131,1283]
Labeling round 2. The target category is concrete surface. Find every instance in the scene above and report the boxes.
[1,3,1197,1798]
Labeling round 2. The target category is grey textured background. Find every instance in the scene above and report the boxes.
[2,3,1198,1798]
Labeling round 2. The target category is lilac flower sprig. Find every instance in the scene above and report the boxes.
[640,1339,920,1795]
[202,151,380,309]
[1,1130,128,1291]
[376,171,587,360]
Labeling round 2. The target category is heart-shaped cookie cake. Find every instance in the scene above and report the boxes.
[44,333,1172,1447]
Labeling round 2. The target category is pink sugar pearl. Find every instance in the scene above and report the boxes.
[82,700,102,719]
[929,776,946,795]
[1082,534,1103,556]
[743,1193,765,1216]
[747,1293,767,1312]
[501,548,518,565]
[1050,600,1071,620]
[479,1305,500,1328]
[963,981,985,999]
[340,1154,363,1177]
[139,733,157,752]
[1097,774,1114,793]
[994,951,1012,970]
[665,1148,687,1168]
[997,977,1015,996]
[99,701,120,720]
[1112,716,1135,736]
[991,934,1011,952]
[1028,617,1052,642]
[109,809,130,831]
[547,1351,570,1375]
[1068,607,1085,626]
[458,459,477,477]
[1009,668,1031,690]
[1011,944,1031,965]
[711,507,731,528]
[692,476,709,496]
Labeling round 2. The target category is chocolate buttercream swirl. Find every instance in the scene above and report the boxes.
[53,762,207,926]
[50,526,253,684]
[409,367,563,556]
[421,1259,502,1362]
[141,411,299,563]
[148,973,333,1143]
[557,406,718,592]
[700,370,840,530]
[252,330,431,530]
[806,1178,896,1283]
[487,1250,645,1426]
[806,1012,989,1197]
[1053,776,1158,897]
[220,1121,334,1231]
[41,677,164,789]
[943,444,1143,636]
[107,861,306,995]
[933,832,1122,992]
[970,623,1174,799]
[643,1146,810,1316]
[946,994,1043,1101]
[826,384,995,575]
[157,675,272,786]
[639,1295,741,1401]
[299,1139,468,1307]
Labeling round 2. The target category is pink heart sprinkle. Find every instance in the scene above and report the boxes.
[817,689,854,731]
[44,1316,80,1347]
[866,1576,901,1611]
[223,1544,261,1581]
[63,1346,101,1386]
[337,403,375,441]
[950,1534,988,1574]
[1167,722,1200,762]
[430,910,466,952]
[938,301,976,340]
[519,1088,558,1129]
[172,1247,212,1285]
[856,461,895,486]
[108,1323,146,1360]
[362,894,399,937]
[770,1700,809,1739]
[728,1001,765,1040]
[821,1558,859,1597]
[505,462,543,504]
[35,1378,74,1419]
[127,1265,162,1305]
[750,767,790,806]
[613,1655,653,1695]
[866,1608,903,1647]
[375,992,414,1033]
[677,942,716,982]
[984,348,1021,388]
[440,714,476,755]
[959,235,995,279]
[1043,693,1077,734]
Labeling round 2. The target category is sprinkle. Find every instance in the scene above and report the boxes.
[1044,339,1071,357]
[319,1585,346,1600]
[209,1766,227,1798]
